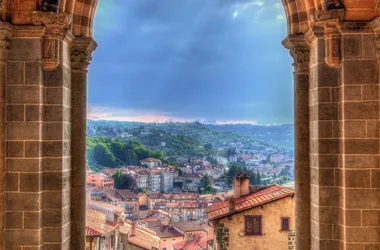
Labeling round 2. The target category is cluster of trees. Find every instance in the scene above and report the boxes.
[87,137,164,170]
[223,164,262,185]
[86,120,288,153]
[199,175,212,194]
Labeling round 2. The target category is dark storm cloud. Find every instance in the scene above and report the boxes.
[89,0,293,124]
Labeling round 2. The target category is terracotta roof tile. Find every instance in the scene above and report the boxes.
[207,185,294,221]
[86,226,102,237]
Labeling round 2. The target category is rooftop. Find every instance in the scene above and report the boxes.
[207,184,294,221]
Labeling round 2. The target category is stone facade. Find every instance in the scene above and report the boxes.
[0,0,379,250]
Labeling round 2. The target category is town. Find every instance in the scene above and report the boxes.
[85,149,295,249]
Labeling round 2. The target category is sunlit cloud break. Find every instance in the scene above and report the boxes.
[87,106,258,125]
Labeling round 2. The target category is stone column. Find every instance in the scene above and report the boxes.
[283,35,311,250]
[0,22,12,250]
[70,37,97,250]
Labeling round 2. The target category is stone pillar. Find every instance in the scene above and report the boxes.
[0,22,12,250]
[36,11,74,249]
[283,35,311,250]
[4,11,75,249]
[305,24,341,250]
[70,37,97,250]
[5,25,46,249]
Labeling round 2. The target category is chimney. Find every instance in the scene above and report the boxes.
[130,221,137,237]
[233,173,241,198]
[233,173,250,198]
[241,173,250,197]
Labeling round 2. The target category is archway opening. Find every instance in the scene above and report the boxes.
[85,0,296,249]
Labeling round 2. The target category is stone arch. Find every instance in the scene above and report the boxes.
[1,0,380,249]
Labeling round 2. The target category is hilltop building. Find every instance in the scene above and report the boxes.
[207,174,295,250]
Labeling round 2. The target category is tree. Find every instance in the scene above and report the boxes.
[112,170,123,188]
[116,174,137,191]
[93,143,115,168]
[200,175,211,189]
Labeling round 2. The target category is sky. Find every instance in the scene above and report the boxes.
[87,0,294,125]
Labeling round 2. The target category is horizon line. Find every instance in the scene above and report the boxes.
[87,119,294,126]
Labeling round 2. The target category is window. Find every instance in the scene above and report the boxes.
[281,217,290,231]
[245,215,262,235]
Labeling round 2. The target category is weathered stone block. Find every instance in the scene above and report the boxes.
[343,60,378,85]
[19,173,41,192]
[5,173,18,192]
[346,228,380,242]
[25,105,42,121]
[7,105,25,122]
[318,63,339,87]
[7,62,24,85]
[25,141,41,158]
[318,103,338,120]
[44,106,63,122]
[367,121,380,138]
[43,210,62,227]
[362,85,379,100]
[6,141,23,157]
[25,62,42,86]
[7,122,41,140]
[45,88,63,105]
[44,227,62,243]
[345,169,371,188]
[344,139,380,154]
[344,102,379,119]
[345,155,379,168]
[5,212,23,229]
[362,34,377,60]
[344,120,366,138]
[319,187,339,206]
[43,172,63,191]
[343,85,361,100]
[43,191,63,209]
[24,212,41,229]
[5,193,40,211]
[362,210,380,227]
[345,189,380,209]
[7,86,41,104]
[6,159,41,172]
[343,35,362,59]
[5,230,41,245]
[9,38,42,62]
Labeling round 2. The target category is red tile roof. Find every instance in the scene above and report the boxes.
[207,185,294,221]
[172,236,207,250]
[86,226,102,237]
[140,158,161,162]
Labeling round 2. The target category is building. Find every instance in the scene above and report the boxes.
[86,209,122,250]
[161,168,176,193]
[103,189,140,221]
[140,158,162,168]
[87,173,115,189]
[149,170,162,192]
[207,174,295,250]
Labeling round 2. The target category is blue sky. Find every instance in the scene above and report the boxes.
[87,0,293,124]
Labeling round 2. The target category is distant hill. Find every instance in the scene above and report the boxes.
[86,120,289,153]
[204,124,294,149]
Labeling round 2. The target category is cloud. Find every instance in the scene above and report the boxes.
[215,120,258,125]
[87,106,197,123]
[87,106,260,125]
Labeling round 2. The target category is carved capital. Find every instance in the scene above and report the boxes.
[71,38,97,71]
[282,35,310,75]
[32,11,72,71]
[371,17,380,64]
[0,23,12,52]
[32,11,72,39]
[310,6,344,68]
